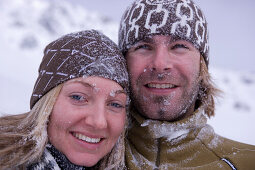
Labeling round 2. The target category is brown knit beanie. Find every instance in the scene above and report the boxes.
[119,0,209,66]
[30,30,129,109]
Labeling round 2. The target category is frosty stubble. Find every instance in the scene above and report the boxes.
[131,69,201,121]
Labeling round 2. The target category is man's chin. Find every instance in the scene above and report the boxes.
[137,108,171,121]
[136,104,190,121]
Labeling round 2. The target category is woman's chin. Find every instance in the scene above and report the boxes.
[67,154,102,167]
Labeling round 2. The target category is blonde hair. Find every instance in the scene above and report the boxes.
[197,56,222,117]
[0,84,127,169]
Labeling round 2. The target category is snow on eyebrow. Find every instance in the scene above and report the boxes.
[110,90,116,97]
[89,83,101,93]
[109,89,126,97]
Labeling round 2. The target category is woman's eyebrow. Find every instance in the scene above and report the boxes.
[114,90,127,95]
[68,81,126,95]
[67,80,94,89]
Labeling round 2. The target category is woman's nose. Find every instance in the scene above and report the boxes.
[83,105,107,129]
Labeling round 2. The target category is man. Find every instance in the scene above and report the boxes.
[118,0,255,169]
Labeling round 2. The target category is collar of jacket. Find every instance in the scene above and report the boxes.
[125,106,234,170]
[129,106,207,140]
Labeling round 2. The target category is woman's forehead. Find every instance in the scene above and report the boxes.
[64,76,125,94]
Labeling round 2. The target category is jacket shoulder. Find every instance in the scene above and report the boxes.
[206,135,255,169]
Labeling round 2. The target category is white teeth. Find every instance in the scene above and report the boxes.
[148,83,175,89]
[73,133,101,143]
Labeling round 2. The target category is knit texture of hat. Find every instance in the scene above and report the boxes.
[30,30,129,109]
[118,0,209,66]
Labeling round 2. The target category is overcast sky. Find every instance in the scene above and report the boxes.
[65,0,255,72]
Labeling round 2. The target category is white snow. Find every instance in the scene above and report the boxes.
[0,0,254,146]
[207,68,255,145]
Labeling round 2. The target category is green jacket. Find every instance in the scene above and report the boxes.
[125,107,255,170]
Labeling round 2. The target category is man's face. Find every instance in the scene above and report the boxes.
[126,35,201,121]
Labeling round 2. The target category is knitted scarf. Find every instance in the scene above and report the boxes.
[27,144,93,170]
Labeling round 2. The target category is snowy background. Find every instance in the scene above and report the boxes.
[0,0,254,145]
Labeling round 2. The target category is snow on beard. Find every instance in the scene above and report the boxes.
[131,67,201,121]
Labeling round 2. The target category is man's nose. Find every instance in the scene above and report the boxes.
[151,46,173,72]
[84,105,107,129]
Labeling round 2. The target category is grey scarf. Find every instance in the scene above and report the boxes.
[27,144,92,170]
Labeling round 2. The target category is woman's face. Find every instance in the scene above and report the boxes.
[47,76,127,167]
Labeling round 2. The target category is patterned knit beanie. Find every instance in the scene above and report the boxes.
[30,30,129,109]
[119,0,209,66]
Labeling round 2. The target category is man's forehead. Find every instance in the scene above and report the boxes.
[134,35,192,44]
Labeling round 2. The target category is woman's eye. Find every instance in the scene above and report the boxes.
[109,102,124,109]
[171,44,189,50]
[70,94,87,102]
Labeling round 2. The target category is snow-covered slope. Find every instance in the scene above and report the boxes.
[0,0,118,112]
[208,68,255,145]
[0,0,118,92]
[0,0,254,145]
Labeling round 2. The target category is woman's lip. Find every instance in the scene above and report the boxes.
[70,132,105,150]
[71,131,105,139]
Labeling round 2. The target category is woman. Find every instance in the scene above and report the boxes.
[0,30,129,169]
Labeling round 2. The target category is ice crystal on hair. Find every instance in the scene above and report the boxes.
[163,99,171,106]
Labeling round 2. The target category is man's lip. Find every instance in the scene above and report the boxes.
[144,82,178,89]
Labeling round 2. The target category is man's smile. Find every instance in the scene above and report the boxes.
[146,83,177,89]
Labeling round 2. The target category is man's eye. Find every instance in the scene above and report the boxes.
[134,44,151,51]
[171,44,189,50]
